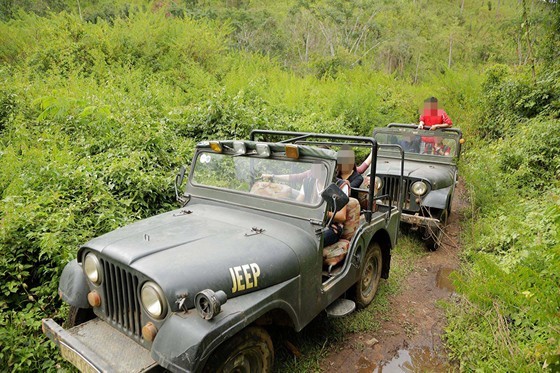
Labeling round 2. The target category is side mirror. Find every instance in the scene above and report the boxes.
[175,166,187,204]
[321,183,349,213]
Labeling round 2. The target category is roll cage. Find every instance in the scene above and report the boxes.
[250,129,405,222]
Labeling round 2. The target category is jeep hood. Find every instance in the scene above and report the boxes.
[82,203,313,308]
[375,157,455,189]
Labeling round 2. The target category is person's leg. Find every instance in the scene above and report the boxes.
[323,226,342,246]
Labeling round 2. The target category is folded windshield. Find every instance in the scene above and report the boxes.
[192,152,329,205]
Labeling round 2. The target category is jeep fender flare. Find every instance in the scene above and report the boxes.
[366,229,392,279]
[151,277,300,372]
[58,259,91,309]
[420,186,451,210]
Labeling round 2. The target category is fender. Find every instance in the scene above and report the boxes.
[151,276,300,372]
[421,186,451,210]
[58,259,90,309]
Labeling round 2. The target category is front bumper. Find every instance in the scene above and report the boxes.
[401,212,441,229]
[42,318,158,373]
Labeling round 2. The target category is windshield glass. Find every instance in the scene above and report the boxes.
[374,129,459,158]
[192,152,329,205]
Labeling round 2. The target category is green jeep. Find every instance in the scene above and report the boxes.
[42,130,403,372]
[372,123,463,250]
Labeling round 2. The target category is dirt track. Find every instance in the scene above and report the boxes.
[320,181,468,372]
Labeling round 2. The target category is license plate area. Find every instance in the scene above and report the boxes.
[60,342,99,373]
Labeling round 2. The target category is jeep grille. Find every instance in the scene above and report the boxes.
[100,259,142,338]
[378,176,412,210]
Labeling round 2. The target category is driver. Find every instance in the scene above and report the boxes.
[295,163,326,203]
[433,137,451,156]
[261,163,326,202]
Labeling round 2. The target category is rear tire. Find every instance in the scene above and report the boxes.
[203,326,274,373]
[65,306,95,328]
[353,243,383,308]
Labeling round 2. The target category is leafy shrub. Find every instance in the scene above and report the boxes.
[0,90,17,133]
[445,195,560,371]
[477,65,560,139]
[498,119,560,190]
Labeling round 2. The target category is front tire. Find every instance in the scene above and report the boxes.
[354,243,383,308]
[203,326,274,373]
[64,306,95,328]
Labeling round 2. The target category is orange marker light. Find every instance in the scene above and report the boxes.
[209,141,222,153]
[285,145,299,159]
[142,322,158,342]
[87,291,101,308]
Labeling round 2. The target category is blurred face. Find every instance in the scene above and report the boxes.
[337,149,355,174]
[423,101,438,114]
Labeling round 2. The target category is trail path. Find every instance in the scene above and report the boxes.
[320,181,469,372]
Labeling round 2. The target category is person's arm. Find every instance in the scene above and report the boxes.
[429,112,453,130]
[296,185,305,202]
[418,114,425,129]
[356,153,372,174]
[442,111,453,125]
[263,170,310,183]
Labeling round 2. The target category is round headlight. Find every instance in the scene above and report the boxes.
[411,181,428,196]
[141,282,167,320]
[374,176,383,194]
[84,253,102,285]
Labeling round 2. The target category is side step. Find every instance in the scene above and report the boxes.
[326,299,356,318]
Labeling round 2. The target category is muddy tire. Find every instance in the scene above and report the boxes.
[64,306,95,328]
[353,243,382,308]
[203,326,274,373]
[426,209,448,251]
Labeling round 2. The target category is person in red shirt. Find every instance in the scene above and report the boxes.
[418,97,452,153]
[418,96,452,130]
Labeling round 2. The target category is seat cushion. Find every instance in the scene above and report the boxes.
[250,181,292,199]
[323,239,350,266]
[341,197,360,240]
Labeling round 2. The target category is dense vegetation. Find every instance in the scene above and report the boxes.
[0,0,558,371]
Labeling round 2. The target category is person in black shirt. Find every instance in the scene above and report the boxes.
[336,145,363,199]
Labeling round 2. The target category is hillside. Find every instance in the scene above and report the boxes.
[0,0,559,371]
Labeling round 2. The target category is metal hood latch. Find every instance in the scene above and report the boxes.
[245,227,265,236]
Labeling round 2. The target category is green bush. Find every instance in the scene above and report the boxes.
[445,196,560,371]
[476,65,560,139]
[445,65,560,371]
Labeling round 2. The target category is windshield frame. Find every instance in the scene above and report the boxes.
[190,150,331,208]
[185,148,337,222]
[373,127,461,164]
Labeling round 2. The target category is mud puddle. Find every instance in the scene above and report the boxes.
[435,267,456,292]
[356,347,451,372]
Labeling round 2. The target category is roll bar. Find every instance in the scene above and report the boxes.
[249,129,404,223]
